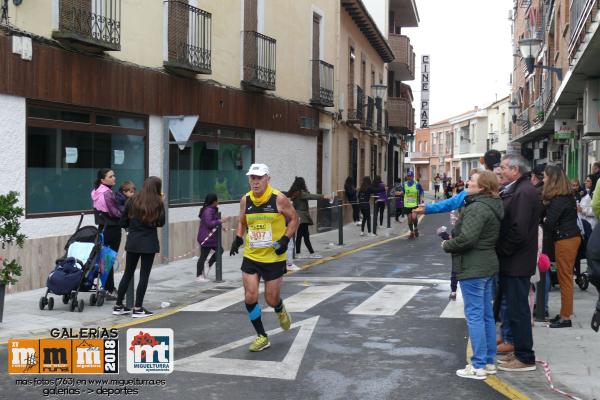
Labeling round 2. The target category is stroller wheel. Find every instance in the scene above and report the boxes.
[62,295,70,305]
[47,297,54,310]
[70,298,77,312]
[97,292,105,307]
[89,293,97,306]
[78,299,85,312]
[39,296,47,310]
[578,274,590,291]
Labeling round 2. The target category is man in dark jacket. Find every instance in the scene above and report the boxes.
[496,155,540,372]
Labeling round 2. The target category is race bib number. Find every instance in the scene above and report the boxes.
[248,223,273,248]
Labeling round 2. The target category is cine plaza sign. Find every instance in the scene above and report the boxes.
[421,55,430,129]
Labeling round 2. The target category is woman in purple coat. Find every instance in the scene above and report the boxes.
[196,193,228,282]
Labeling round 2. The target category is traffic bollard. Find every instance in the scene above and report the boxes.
[216,212,223,282]
[386,197,392,229]
[372,196,377,235]
[535,271,546,322]
[337,197,344,246]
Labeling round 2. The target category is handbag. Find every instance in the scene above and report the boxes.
[97,234,118,287]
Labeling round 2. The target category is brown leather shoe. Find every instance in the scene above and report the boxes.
[497,358,536,372]
[497,342,515,354]
[496,336,503,346]
[497,353,515,364]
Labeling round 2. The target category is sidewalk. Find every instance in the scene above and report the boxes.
[0,216,409,344]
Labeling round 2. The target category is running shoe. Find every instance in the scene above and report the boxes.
[287,263,301,272]
[277,304,292,330]
[367,233,377,237]
[249,335,270,352]
[414,229,419,237]
[456,364,487,380]
[308,253,323,259]
[360,232,365,236]
[408,231,415,239]
[484,364,497,375]
[112,304,131,315]
[449,292,457,301]
[132,307,154,318]
[195,276,209,283]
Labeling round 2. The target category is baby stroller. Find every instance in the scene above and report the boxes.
[38,214,111,312]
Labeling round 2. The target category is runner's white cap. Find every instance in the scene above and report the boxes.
[246,163,270,176]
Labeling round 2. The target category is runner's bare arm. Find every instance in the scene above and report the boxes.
[277,193,299,239]
[235,196,247,238]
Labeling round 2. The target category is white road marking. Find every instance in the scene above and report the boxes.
[440,287,464,319]
[176,316,320,380]
[265,283,351,313]
[181,286,263,312]
[285,276,450,285]
[349,285,423,316]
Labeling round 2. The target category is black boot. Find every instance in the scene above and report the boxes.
[592,310,600,332]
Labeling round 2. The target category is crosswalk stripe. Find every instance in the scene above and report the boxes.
[348,285,423,316]
[181,286,263,312]
[439,287,464,319]
[265,283,352,313]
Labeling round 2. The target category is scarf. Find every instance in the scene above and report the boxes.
[249,185,273,206]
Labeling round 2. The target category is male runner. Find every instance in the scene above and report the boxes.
[397,171,424,239]
[230,163,299,352]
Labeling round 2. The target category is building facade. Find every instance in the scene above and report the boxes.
[510,0,600,178]
[0,0,419,291]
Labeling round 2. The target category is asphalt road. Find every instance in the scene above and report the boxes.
[0,213,508,400]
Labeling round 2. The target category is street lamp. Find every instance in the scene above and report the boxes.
[517,37,563,81]
[508,101,527,124]
[371,84,387,100]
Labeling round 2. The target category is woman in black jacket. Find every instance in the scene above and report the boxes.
[358,176,375,236]
[542,165,582,328]
[113,176,166,318]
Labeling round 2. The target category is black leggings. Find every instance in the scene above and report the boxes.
[100,225,121,292]
[351,204,360,222]
[375,202,385,226]
[197,246,223,276]
[360,207,371,233]
[116,252,154,308]
[295,223,314,254]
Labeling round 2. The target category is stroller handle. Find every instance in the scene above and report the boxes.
[76,213,85,231]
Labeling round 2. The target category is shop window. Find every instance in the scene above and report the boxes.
[169,125,254,205]
[26,102,147,216]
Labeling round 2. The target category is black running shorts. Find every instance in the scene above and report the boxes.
[403,206,417,215]
[241,257,287,281]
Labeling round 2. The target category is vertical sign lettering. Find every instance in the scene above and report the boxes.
[421,55,430,128]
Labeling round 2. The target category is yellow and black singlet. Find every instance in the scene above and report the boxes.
[244,187,287,263]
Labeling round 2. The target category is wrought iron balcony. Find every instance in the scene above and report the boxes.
[242,31,276,91]
[569,0,599,58]
[164,1,211,75]
[387,97,414,134]
[52,0,121,52]
[389,34,415,81]
[346,84,364,123]
[310,60,334,107]
[362,96,374,130]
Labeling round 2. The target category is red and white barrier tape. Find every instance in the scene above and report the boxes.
[536,359,584,400]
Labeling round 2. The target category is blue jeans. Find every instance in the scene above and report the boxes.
[460,277,496,369]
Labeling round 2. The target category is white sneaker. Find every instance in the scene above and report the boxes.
[360,232,365,236]
[287,263,301,271]
[456,364,487,380]
[367,233,377,237]
[484,364,497,375]
[195,276,209,283]
[355,221,361,226]
[308,253,323,259]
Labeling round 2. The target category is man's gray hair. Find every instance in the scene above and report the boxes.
[502,154,531,175]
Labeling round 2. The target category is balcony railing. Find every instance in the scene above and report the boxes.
[542,71,553,113]
[388,34,415,81]
[569,0,599,58]
[242,31,276,91]
[410,151,430,159]
[347,84,364,123]
[53,0,121,52]
[310,60,334,107]
[164,1,211,75]
[362,96,374,130]
[387,97,413,134]
[375,98,383,133]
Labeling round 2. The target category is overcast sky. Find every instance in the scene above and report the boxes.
[364,0,514,124]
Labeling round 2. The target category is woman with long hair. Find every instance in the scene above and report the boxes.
[542,165,582,328]
[373,175,387,227]
[358,176,375,236]
[344,176,360,226]
[113,176,165,318]
[91,168,122,299]
[196,193,228,282]
[287,177,328,259]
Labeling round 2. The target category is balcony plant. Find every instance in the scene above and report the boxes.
[534,111,544,123]
[0,191,26,322]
